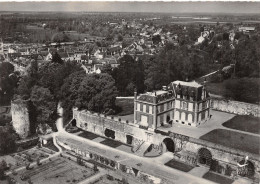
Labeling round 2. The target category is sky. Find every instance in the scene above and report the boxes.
[0,1,259,14]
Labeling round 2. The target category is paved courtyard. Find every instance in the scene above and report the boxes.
[157,110,236,139]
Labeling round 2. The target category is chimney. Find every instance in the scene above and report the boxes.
[134,88,137,99]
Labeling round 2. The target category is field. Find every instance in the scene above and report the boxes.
[223,115,260,135]
[165,159,194,172]
[200,129,260,155]
[9,157,96,184]
[203,171,234,184]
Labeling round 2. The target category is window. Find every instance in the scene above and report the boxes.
[181,112,186,121]
[168,102,171,109]
[182,102,188,110]
[188,114,193,123]
[202,102,206,110]
[175,111,180,120]
[137,103,140,111]
[140,115,148,127]
[161,104,164,112]
[140,104,143,112]
[202,111,205,120]
[199,103,202,111]
[188,103,193,111]
[149,106,153,114]
[176,100,180,108]
[143,104,146,113]
[146,105,149,113]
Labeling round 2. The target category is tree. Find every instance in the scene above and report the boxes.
[117,34,123,41]
[0,62,14,78]
[30,86,57,126]
[152,34,161,45]
[51,52,63,64]
[0,126,16,155]
[112,55,145,96]
[223,32,230,41]
[0,62,18,105]
[60,71,86,122]
[224,78,260,104]
[77,73,118,113]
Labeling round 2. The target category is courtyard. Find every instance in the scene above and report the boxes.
[8,157,97,184]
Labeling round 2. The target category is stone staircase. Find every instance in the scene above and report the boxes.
[134,142,151,157]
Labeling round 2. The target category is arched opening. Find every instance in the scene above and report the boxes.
[166,115,170,122]
[181,112,186,121]
[238,160,255,179]
[126,135,133,145]
[71,119,76,126]
[163,138,175,153]
[198,148,212,167]
[104,129,115,139]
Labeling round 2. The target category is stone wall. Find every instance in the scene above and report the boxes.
[73,108,260,181]
[211,98,259,117]
[11,100,31,138]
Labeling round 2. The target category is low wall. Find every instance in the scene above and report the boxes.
[211,98,259,117]
[73,108,260,181]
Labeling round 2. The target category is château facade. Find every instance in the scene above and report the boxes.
[134,80,211,128]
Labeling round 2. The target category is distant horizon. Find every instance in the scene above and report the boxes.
[0,2,259,14]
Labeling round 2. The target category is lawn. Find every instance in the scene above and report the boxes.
[165,159,194,172]
[78,131,100,140]
[115,98,134,116]
[203,171,234,184]
[200,129,260,155]
[223,115,260,135]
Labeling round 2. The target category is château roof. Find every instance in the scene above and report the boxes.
[137,90,174,104]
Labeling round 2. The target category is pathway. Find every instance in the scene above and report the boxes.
[188,166,210,177]
[56,131,216,184]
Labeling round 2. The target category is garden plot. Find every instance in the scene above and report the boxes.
[0,147,49,170]
[9,157,96,184]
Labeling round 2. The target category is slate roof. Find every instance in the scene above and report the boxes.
[137,90,174,104]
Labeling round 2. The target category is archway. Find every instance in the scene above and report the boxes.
[166,115,170,122]
[126,135,133,145]
[71,119,76,126]
[198,148,212,167]
[238,160,255,178]
[104,129,115,139]
[163,138,175,153]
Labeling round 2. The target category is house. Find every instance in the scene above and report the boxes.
[169,81,210,127]
[238,27,255,33]
[134,89,175,130]
[107,46,122,56]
